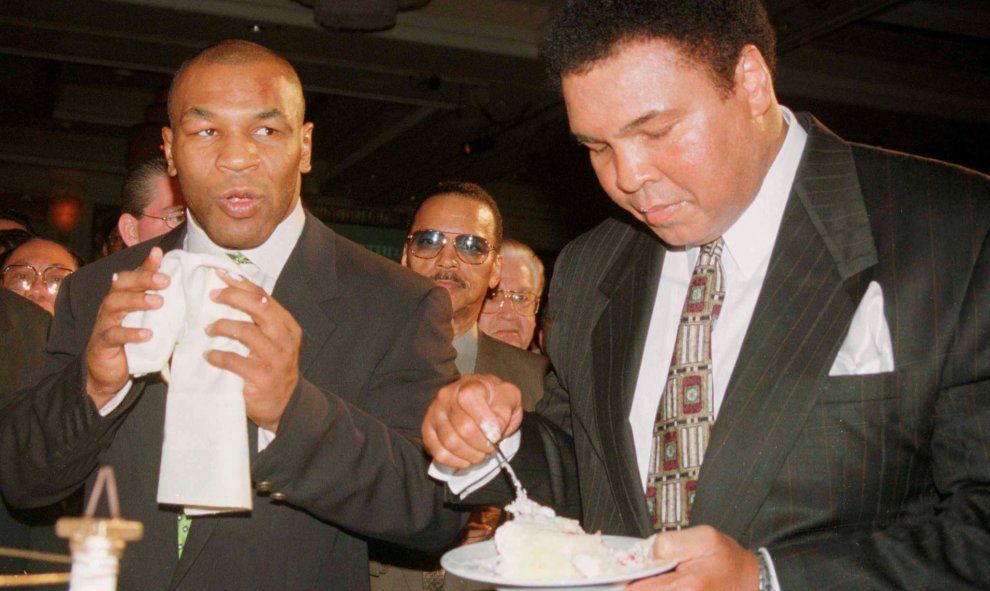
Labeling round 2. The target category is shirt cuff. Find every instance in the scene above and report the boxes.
[428,431,521,498]
[97,379,133,416]
[757,547,782,591]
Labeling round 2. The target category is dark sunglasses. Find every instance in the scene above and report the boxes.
[406,230,494,265]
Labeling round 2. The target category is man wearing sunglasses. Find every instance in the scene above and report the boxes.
[401,181,547,409]
[117,155,187,248]
[375,182,548,591]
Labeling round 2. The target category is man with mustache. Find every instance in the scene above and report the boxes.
[374,182,547,590]
[401,181,547,410]
[0,40,464,591]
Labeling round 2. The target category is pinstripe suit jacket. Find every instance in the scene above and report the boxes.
[508,114,990,589]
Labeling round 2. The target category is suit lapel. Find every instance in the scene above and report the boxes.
[591,224,666,537]
[272,213,337,374]
[691,115,878,539]
[474,331,496,374]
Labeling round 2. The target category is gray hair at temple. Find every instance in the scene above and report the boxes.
[120,156,170,215]
[500,239,545,296]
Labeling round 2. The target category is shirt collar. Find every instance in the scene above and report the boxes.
[184,198,306,283]
[721,105,808,279]
[452,323,479,375]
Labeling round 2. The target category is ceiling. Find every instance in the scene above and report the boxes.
[0,0,987,257]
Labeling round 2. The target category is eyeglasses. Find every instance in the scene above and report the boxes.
[481,289,540,316]
[139,210,186,229]
[2,264,75,295]
[406,230,494,265]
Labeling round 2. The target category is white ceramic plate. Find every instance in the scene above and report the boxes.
[441,535,677,590]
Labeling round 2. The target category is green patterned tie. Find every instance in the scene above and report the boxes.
[177,513,191,558]
[227,251,251,265]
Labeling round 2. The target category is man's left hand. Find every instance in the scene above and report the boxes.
[627,526,760,591]
[205,269,301,433]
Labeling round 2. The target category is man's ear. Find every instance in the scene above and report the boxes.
[117,213,141,248]
[488,253,502,289]
[299,122,314,174]
[400,244,409,266]
[733,44,776,118]
[162,126,178,176]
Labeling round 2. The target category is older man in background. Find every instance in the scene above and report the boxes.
[1,238,79,315]
[478,238,545,351]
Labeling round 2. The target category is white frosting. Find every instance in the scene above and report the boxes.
[494,496,650,580]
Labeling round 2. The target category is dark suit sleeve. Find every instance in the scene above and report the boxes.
[459,306,582,519]
[249,286,466,551]
[0,269,142,507]
[769,196,990,589]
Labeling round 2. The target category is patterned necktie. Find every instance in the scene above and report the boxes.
[646,237,725,530]
[176,251,253,558]
[227,251,251,265]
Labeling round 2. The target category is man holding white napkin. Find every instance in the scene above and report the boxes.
[423,1,990,590]
[0,40,465,591]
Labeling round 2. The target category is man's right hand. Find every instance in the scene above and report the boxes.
[421,373,523,469]
[84,246,168,409]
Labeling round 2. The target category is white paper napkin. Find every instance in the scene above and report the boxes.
[123,251,253,515]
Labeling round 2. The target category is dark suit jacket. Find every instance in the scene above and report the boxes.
[0,289,50,574]
[499,114,990,589]
[0,214,466,591]
[476,331,548,412]
[0,289,49,396]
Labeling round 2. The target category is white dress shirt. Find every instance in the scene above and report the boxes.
[452,323,480,375]
[103,197,306,456]
[628,107,808,490]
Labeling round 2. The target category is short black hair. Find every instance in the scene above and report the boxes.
[120,155,171,215]
[0,229,33,265]
[168,40,304,126]
[541,0,777,95]
[414,181,504,249]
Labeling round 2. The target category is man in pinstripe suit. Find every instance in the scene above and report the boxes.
[424,1,990,589]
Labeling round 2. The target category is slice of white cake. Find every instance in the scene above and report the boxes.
[493,495,633,580]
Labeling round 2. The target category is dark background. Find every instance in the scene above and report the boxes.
[0,0,986,267]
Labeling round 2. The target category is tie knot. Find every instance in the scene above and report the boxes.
[694,237,724,272]
[701,237,724,260]
[226,252,251,265]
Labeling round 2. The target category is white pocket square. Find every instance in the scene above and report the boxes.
[829,281,895,376]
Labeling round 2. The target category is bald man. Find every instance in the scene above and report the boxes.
[0,41,463,591]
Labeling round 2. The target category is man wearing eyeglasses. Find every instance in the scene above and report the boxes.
[1,237,79,315]
[117,155,187,248]
[478,239,545,352]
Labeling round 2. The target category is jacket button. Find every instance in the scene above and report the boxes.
[255,481,273,492]
[270,492,287,502]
